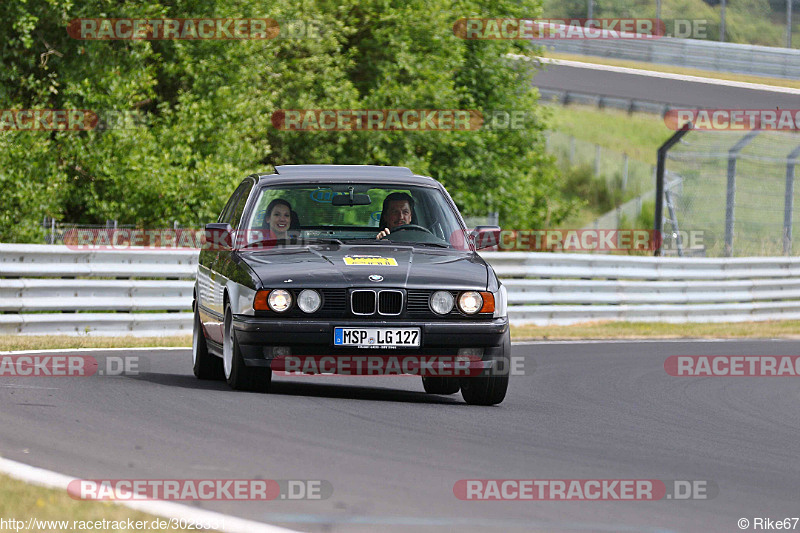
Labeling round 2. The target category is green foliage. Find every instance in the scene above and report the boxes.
[560,163,624,214]
[0,0,571,242]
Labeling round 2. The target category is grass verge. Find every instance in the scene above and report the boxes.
[0,335,192,352]
[0,472,214,532]
[545,52,800,90]
[545,103,669,165]
[1,320,800,353]
[512,320,800,340]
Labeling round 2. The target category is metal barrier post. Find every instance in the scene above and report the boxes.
[654,124,692,256]
[622,153,628,190]
[784,145,800,255]
[724,131,759,257]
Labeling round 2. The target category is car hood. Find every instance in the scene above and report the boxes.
[239,244,489,290]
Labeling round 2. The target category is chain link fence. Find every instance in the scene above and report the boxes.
[545,130,656,230]
[664,130,800,257]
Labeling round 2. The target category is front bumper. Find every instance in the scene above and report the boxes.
[232,316,509,365]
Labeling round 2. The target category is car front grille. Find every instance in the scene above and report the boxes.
[350,289,404,316]
[378,290,403,315]
[319,289,347,315]
[351,290,377,315]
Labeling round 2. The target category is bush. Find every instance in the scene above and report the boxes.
[0,0,572,241]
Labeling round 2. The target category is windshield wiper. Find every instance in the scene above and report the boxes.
[299,237,344,245]
[239,238,283,250]
[353,239,450,248]
[410,241,450,248]
[240,237,343,250]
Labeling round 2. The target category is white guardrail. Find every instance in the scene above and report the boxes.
[2,244,800,335]
[541,36,800,79]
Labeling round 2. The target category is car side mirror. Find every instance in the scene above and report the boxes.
[204,223,233,250]
[471,226,501,250]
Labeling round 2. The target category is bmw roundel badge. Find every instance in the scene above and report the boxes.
[369,274,383,282]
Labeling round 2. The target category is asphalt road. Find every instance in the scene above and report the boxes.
[533,62,800,109]
[2,340,800,533]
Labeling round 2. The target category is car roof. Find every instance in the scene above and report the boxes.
[256,165,440,187]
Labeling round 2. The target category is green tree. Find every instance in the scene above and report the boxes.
[0,0,572,242]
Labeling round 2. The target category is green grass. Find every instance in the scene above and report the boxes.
[513,320,800,340]
[3,319,800,355]
[543,105,667,229]
[0,473,216,533]
[0,335,192,352]
[545,104,671,165]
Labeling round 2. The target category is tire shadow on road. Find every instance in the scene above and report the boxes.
[130,372,466,405]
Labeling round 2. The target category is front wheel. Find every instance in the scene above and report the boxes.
[460,332,510,406]
[223,306,271,392]
[193,304,224,380]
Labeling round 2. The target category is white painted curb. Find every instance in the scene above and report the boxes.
[0,457,303,533]
[0,347,189,355]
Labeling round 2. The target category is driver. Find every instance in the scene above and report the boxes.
[376,192,418,240]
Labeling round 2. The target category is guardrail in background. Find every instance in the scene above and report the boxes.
[3,244,800,335]
[485,252,800,324]
[0,245,196,336]
[539,88,676,116]
[540,36,800,79]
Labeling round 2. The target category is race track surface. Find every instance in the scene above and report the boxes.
[533,63,800,109]
[1,340,799,533]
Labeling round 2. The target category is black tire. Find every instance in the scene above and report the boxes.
[223,306,271,392]
[460,331,510,406]
[192,304,224,380]
[421,376,460,395]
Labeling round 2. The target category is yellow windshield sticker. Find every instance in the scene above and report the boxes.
[343,256,398,266]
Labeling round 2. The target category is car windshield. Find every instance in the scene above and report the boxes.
[241,183,468,249]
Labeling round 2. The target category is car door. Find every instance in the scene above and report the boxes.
[199,179,252,343]
[206,178,255,343]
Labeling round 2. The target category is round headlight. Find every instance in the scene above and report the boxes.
[297,289,322,313]
[458,291,483,315]
[430,291,454,315]
[268,289,292,312]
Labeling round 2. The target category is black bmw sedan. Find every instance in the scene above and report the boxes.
[193,165,509,405]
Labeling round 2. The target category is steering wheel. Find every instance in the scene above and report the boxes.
[389,224,433,235]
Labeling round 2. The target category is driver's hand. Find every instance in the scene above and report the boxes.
[376,228,391,240]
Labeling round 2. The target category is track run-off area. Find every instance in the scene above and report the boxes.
[1,339,799,533]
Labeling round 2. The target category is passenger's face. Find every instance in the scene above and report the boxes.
[385,200,411,229]
[269,204,291,236]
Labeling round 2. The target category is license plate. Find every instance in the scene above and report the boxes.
[334,327,420,348]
